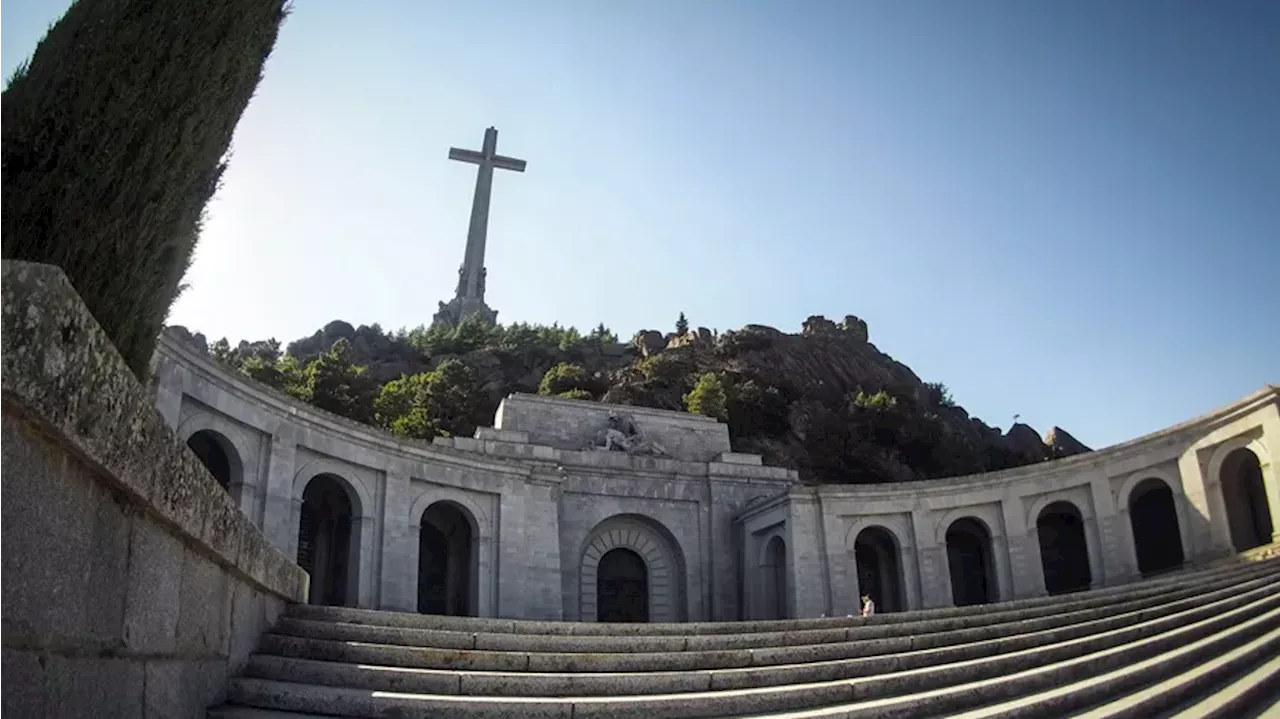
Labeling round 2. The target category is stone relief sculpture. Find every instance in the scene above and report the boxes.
[592,411,668,456]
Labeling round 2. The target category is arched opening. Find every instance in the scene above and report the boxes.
[946,518,997,606]
[186,429,237,492]
[1036,501,1092,595]
[854,527,906,612]
[596,548,648,622]
[418,501,476,616]
[297,474,357,606]
[760,536,788,620]
[1128,478,1185,576]
[1221,448,1274,552]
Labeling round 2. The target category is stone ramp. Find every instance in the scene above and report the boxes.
[208,558,1280,718]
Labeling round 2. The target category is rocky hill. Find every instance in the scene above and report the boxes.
[168,313,1090,484]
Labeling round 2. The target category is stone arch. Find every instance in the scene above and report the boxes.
[579,515,686,623]
[416,500,478,617]
[945,517,998,606]
[177,413,256,510]
[1125,476,1185,575]
[292,459,374,520]
[406,487,496,617]
[1036,500,1092,595]
[1218,447,1274,552]
[852,525,908,613]
[759,533,788,620]
[296,473,361,606]
[292,461,375,608]
[184,429,241,492]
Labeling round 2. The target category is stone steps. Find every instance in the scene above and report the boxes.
[208,559,1280,718]
[1162,651,1280,719]
[251,574,1280,688]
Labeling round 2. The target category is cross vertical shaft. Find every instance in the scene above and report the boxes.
[447,127,527,305]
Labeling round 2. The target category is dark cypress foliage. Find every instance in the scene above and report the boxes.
[2,0,290,378]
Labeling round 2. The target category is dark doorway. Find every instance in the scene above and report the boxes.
[1037,501,1092,595]
[1129,478,1185,575]
[854,527,906,612]
[418,502,475,616]
[1221,448,1274,552]
[761,536,787,620]
[187,430,234,491]
[297,474,356,606]
[946,518,997,606]
[597,548,648,622]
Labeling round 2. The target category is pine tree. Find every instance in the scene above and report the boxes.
[684,372,728,421]
[2,0,290,378]
[675,312,689,336]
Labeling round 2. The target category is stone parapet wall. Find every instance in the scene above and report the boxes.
[2,262,308,719]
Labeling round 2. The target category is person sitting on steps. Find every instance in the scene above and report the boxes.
[861,593,876,617]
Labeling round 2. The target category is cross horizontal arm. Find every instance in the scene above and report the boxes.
[448,148,484,164]
[492,155,527,172]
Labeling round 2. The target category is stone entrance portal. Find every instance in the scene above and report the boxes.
[1129,478,1184,576]
[946,518,997,606]
[1037,501,1092,595]
[418,501,476,616]
[1221,448,1274,552]
[298,474,357,606]
[854,527,906,612]
[596,548,649,622]
[186,429,234,491]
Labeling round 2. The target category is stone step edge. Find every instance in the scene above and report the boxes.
[285,557,1280,636]
[257,575,1280,676]
[266,570,1280,656]
[1067,628,1280,719]
[740,601,1280,719]
[942,615,1280,719]
[226,584,1280,718]
[243,579,1280,697]
[1164,652,1280,719]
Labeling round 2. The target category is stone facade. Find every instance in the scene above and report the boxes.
[150,330,1280,623]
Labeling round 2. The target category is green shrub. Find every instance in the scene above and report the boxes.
[684,372,728,421]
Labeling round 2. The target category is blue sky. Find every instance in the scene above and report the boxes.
[4,1,1277,449]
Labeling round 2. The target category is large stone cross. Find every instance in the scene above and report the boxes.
[448,126,526,302]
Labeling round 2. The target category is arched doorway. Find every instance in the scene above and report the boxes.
[946,518,997,606]
[760,536,788,620]
[418,501,476,616]
[1037,501,1091,595]
[854,527,906,612]
[596,548,648,622]
[1128,478,1185,575]
[297,474,357,606]
[186,429,236,492]
[1221,448,1274,552]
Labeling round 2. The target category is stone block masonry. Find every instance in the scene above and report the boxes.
[1,261,308,719]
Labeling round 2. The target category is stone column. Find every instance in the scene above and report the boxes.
[379,469,417,612]
[1001,497,1043,598]
[261,428,298,556]
[819,495,858,617]
[1089,473,1132,586]
[1178,450,1232,561]
[497,482,564,620]
[786,494,829,619]
[911,509,945,609]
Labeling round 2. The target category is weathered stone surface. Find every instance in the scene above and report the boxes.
[1,261,303,719]
[632,330,666,357]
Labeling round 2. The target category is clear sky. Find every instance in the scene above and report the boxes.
[4,1,1277,449]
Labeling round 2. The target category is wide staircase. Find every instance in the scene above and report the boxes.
[210,556,1280,718]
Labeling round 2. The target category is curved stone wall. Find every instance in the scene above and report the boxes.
[151,331,1279,621]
